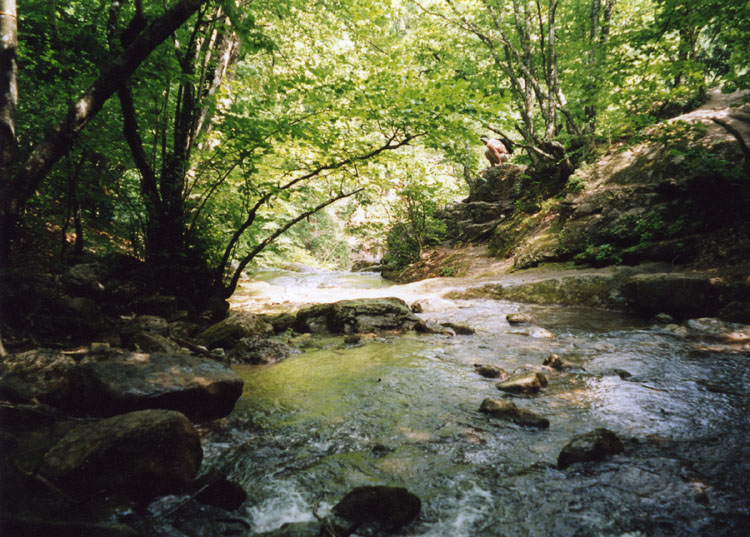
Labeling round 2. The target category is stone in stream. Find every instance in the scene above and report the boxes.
[441,321,475,335]
[543,353,580,371]
[198,311,274,349]
[293,297,419,334]
[40,409,202,501]
[506,312,534,325]
[473,363,510,380]
[230,337,294,365]
[497,371,548,394]
[414,318,455,336]
[557,428,624,469]
[479,398,549,428]
[331,486,421,534]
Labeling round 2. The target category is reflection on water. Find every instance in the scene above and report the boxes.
[206,267,750,536]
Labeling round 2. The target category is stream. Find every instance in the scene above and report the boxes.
[201,268,750,536]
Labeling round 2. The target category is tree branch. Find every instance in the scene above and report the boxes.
[6,0,209,212]
[222,188,364,298]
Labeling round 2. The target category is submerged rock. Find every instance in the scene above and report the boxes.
[331,486,421,534]
[230,337,294,365]
[473,363,510,380]
[40,409,202,501]
[479,398,549,428]
[294,298,418,334]
[557,428,624,469]
[497,372,548,394]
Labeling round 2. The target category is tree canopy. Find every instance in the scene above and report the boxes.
[0,0,747,301]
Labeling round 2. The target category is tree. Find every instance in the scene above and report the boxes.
[0,0,212,267]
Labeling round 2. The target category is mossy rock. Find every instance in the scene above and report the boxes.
[197,311,274,349]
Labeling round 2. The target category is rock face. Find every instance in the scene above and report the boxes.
[479,398,549,428]
[294,298,419,334]
[198,311,274,349]
[331,486,421,534]
[497,372,548,394]
[0,349,243,421]
[557,428,624,469]
[40,409,202,501]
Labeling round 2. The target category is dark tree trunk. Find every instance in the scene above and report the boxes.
[0,0,17,268]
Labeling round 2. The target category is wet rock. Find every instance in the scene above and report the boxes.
[186,471,247,511]
[507,312,533,325]
[331,486,421,534]
[169,320,201,339]
[497,372,548,394]
[198,311,274,349]
[652,312,675,324]
[344,334,362,345]
[257,521,321,537]
[40,409,202,501]
[441,321,475,335]
[473,363,510,380]
[230,337,294,365]
[410,301,424,313]
[557,428,624,469]
[414,318,455,336]
[683,317,750,343]
[79,350,243,421]
[294,298,418,335]
[543,353,579,371]
[479,398,549,428]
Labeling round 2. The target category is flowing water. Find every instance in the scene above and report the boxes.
[203,268,750,536]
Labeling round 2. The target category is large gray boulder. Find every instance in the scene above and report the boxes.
[79,350,243,421]
[294,298,419,334]
[0,348,243,421]
[40,409,202,501]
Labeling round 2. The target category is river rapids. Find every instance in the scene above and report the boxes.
[198,267,750,537]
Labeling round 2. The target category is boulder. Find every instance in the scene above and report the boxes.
[230,337,294,365]
[198,311,274,349]
[259,312,297,334]
[186,471,247,511]
[473,364,510,380]
[479,398,549,428]
[497,372,548,394]
[0,349,244,421]
[40,409,201,501]
[79,350,243,421]
[331,486,421,534]
[61,262,106,296]
[557,428,624,469]
[0,349,96,410]
[294,298,418,334]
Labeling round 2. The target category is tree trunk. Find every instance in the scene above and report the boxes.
[0,0,209,267]
[0,0,16,267]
